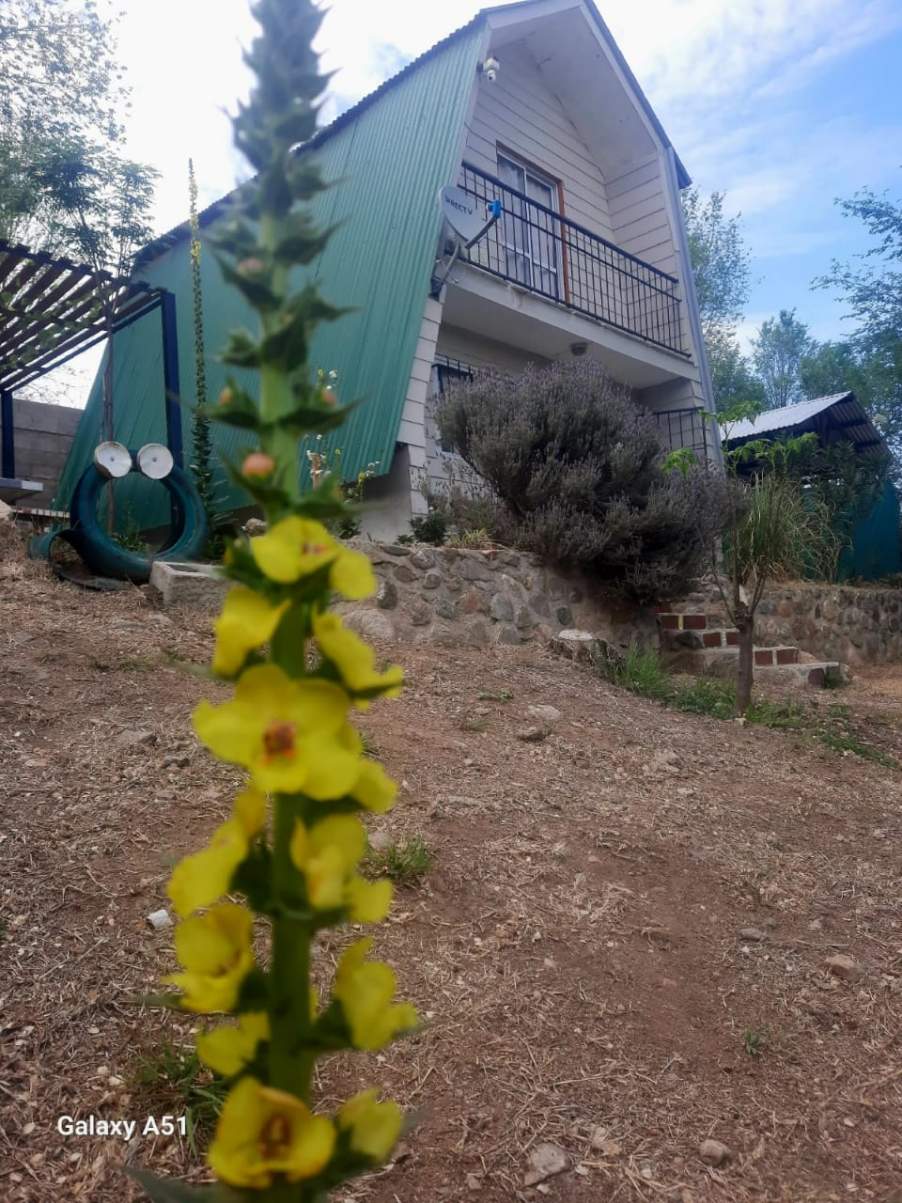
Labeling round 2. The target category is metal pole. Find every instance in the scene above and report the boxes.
[1,388,14,479]
[160,291,183,468]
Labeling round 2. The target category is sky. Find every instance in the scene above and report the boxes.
[114,0,902,357]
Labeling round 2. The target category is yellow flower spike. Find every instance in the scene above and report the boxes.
[209,1076,335,1188]
[197,1012,269,1076]
[351,758,398,813]
[250,515,339,584]
[212,587,290,677]
[232,786,267,837]
[346,875,393,923]
[290,815,367,911]
[334,938,418,1050]
[166,786,267,918]
[329,547,376,600]
[338,1089,403,1162]
[165,903,255,1013]
[313,612,403,704]
[193,664,360,796]
[167,818,248,919]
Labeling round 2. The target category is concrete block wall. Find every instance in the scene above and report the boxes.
[3,398,82,508]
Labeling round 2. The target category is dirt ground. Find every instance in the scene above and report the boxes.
[1,564,901,1203]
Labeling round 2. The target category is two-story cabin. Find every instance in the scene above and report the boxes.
[58,0,717,538]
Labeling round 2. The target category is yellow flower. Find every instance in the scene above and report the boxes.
[165,903,255,1013]
[346,875,393,923]
[167,788,267,918]
[290,815,366,910]
[197,1012,269,1076]
[313,612,403,704]
[212,587,289,677]
[338,1090,403,1162]
[193,664,360,796]
[334,939,418,1050]
[251,516,337,584]
[350,758,398,813]
[329,547,376,600]
[209,1076,335,1188]
[249,515,375,599]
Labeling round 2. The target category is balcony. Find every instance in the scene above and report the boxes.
[457,162,687,357]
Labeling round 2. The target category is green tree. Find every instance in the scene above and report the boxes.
[681,188,758,411]
[716,404,839,715]
[751,308,813,409]
[0,0,156,272]
[707,327,765,413]
[813,179,902,469]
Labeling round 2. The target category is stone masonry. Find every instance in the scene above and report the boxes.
[338,541,657,650]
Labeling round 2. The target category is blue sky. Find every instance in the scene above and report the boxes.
[116,0,902,356]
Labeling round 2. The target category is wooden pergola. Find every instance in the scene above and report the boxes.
[0,240,181,500]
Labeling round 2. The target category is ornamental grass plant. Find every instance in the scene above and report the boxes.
[133,3,415,1199]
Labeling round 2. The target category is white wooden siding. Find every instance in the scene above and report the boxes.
[464,41,614,242]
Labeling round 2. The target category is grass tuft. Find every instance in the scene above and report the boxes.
[600,644,895,767]
[367,836,433,884]
[129,1041,228,1155]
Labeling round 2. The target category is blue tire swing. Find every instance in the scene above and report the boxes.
[33,441,208,585]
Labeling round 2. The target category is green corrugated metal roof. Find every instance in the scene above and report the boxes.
[57,18,487,523]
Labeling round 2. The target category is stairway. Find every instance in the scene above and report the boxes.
[656,604,846,688]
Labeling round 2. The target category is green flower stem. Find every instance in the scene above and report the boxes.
[259,212,300,501]
[269,793,315,1103]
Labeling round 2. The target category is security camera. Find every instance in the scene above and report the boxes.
[482,55,500,82]
[570,341,588,357]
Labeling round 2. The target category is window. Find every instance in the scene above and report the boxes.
[496,151,560,298]
[431,355,474,453]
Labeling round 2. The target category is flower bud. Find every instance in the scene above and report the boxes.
[242,452,276,478]
[322,386,338,407]
[238,257,265,276]
[218,387,234,407]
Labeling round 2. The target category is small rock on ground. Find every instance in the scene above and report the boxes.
[699,1139,731,1166]
[517,725,549,743]
[528,704,562,724]
[524,1142,569,1186]
[739,927,768,942]
[825,953,861,980]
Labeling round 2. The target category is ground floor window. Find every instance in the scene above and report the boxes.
[430,355,474,453]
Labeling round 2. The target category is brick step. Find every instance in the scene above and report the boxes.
[661,631,799,664]
[666,646,843,687]
[661,626,739,651]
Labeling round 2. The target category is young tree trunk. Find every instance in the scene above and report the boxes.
[735,602,754,716]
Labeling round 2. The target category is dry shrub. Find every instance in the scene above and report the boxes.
[437,359,729,601]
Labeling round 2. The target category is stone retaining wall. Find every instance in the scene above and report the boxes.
[755,583,902,666]
[341,541,656,650]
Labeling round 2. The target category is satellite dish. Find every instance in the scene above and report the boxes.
[137,443,174,480]
[439,185,499,247]
[93,441,132,479]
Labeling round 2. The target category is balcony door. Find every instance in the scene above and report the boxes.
[497,152,560,300]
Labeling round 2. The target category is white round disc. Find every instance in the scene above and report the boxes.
[136,443,174,480]
[93,441,132,479]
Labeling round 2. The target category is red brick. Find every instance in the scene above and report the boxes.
[658,613,679,630]
[703,631,722,648]
[754,649,774,666]
[682,614,707,630]
[725,630,739,646]
[776,647,799,665]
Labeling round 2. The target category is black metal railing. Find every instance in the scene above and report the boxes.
[458,162,686,356]
[653,407,711,461]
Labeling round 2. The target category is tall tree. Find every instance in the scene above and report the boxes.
[681,188,757,411]
[707,327,765,413]
[751,309,813,409]
[813,178,902,468]
[0,0,156,273]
